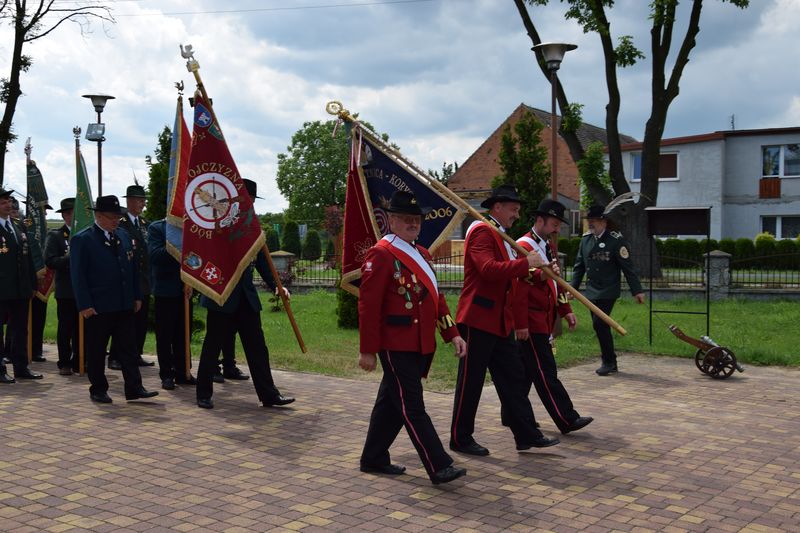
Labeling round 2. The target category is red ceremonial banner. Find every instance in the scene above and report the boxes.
[179,90,264,306]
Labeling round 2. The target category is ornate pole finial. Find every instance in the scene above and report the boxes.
[24,137,32,157]
[325,100,356,122]
[180,44,199,73]
[175,80,185,96]
[73,126,82,140]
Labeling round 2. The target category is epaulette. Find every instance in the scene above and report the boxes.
[582,231,591,237]
[610,231,623,239]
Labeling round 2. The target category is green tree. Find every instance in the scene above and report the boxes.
[276,119,385,224]
[336,288,358,329]
[302,229,322,261]
[515,0,750,264]
[491,109,550,237]
[577,141,613,209]
[0,2,114,185]
[264,227,280,252]
[143,125,171,221]
[282,220,301,256]
[428,161,459,185]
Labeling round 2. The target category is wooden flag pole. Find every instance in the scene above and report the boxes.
[181,44,307,353]
[184,287,192,380]
[327,102,626,336]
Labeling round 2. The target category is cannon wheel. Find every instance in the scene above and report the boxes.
[697,346,738,379]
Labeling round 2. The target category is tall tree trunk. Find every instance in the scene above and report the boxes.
[0,10,26,186]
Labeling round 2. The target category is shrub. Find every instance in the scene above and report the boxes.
[661,238,682,268]
[325,238,335,258]
[775,239,798,269]
[336,287,359,328]
[302,229,322,261]
[282,220,301,256]
[265,227,280,252]
[699,238,719,254]
[734,238,755,260]
[719,238,736,256]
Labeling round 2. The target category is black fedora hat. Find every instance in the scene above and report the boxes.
[92,195,126,214]
[56,198,75,213]
[123,185,147,198]
[0,187,13,198]
[585,205,608,219]
[243,178,263,199]
[480,184,522,209]
[532,198,569,224]
[385,190,431,216]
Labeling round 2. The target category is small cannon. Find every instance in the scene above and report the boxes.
[669,325,744,379]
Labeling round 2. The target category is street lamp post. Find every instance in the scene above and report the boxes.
[532,43,576,200]
[82,94,115,196]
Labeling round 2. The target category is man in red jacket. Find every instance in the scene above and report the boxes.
[358,191,467,485]
[511,199,593,435]
[450,185,560,456]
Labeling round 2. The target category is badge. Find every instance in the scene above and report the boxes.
[619,246,629,259]
[393,271,401,279]
[599,242,606,248]
[404,302,413,310]
[397,286,406,295]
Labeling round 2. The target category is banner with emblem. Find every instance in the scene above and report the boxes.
[340,124,464,296]
[179,90,264,306]
[71,146,94,237]
[165,95,191,260]
[24,141,55,301]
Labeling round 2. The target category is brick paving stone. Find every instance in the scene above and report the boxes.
[2,348,800,531]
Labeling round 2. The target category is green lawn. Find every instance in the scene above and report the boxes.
[41,291,800,391]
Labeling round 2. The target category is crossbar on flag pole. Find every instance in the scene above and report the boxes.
[181,45,307,353]
[327,101,626,336]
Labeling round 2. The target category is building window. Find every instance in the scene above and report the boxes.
[762,144,800,178]
[761,215,800,238]
[569,209,582,236]
[631,152,678,182]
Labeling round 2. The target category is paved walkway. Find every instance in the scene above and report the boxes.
[2,347,799,532]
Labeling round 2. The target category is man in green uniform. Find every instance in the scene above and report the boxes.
[571,205,645,376]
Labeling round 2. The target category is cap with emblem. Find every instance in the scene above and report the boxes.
[480,184,522,209]
[91,195,126,214]
[385,190,431,216]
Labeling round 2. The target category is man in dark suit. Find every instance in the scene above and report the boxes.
[109,184,153,369]
[0,188,43,383]
[195,179,294,410]
[44,198,80,375]
[358,191,467,485]
[450,185,559,456]
[148,218,195,390]
[70,195,159,403]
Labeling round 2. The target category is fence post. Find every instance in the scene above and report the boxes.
[704,250,731,299]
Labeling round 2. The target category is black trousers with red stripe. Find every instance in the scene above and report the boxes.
[516,334,579,432]
[450,324,544,447]
[361,350,452,478]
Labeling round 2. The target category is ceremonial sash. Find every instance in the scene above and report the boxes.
[465,220,516,261]
[377,235,438,313]
[518,233,557,305]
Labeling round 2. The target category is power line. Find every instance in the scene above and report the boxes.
[113,0,436,17]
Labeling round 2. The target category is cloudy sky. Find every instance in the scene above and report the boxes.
[1,0,797,216]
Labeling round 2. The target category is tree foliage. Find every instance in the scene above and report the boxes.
[302,228,322,261]
[428,161,459,185]
[576,141,612,209]
[0,1,114,185]
[491,109,550,237]
[143,125,171,222]
[281,220,301,256]
[275,119,385,224]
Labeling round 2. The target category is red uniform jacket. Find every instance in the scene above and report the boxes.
[455,221,530,337]
[512,233,573,334]
[358,240,458,359]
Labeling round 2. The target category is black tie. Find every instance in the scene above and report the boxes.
[5,220,16,243]
[544,241,553,262]
[134,218,140,230]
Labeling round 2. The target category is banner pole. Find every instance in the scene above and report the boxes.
[182,45,307,352]
[328,102,626,336]
[184,287,192,380]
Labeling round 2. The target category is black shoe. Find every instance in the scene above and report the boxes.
[263,394,295,407]
[360,464,406,475]
[175,374,197,385]
[562,416,594,435]
[108,359,122,371]
[137,356,155,367]
[516,436,560,450]
[15,369,43,380]
[90,392,113,404]
[32,355,46,362]
[596,364,618,376]
[197,398,214,409]
[125,387,159,401]
[222,366,249,380]
[0,372,15,384]
[212,370,225,383]
[161,378,175,390]
[449,441,490,456]
[431,466,467,485]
